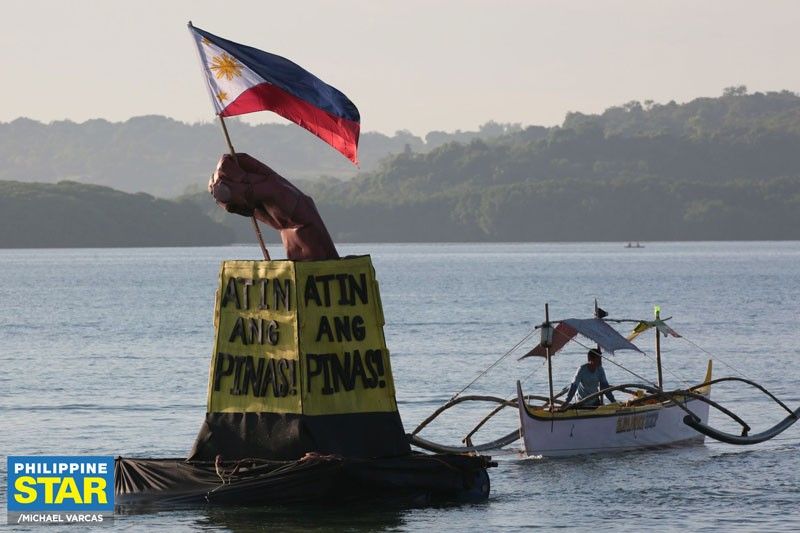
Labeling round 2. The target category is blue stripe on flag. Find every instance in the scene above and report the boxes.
[193,26,360,123]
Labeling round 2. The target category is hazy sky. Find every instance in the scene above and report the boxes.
[3,0,799,135]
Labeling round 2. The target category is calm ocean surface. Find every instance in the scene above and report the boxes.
[1,242,799,531]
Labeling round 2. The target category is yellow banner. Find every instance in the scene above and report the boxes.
[206,256,399,416]
[207,260,301,414]
[296,256,397,416]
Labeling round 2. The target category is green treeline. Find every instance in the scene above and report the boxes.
[309,177,800,241]
[4,88,800,245]
[297,88,800,241]
[0,180,232,247]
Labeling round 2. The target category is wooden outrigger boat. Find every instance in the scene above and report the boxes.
[410,302,800,457]
[516,366,712,457]
[516,303,714,456]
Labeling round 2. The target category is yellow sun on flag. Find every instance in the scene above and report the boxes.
[216,90,229,102]
[202,37,212,46]
[210,53,242,81]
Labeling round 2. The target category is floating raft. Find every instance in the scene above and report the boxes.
[116,453,492,507]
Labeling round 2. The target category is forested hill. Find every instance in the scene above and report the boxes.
[0,116,517,197]
[242,88,800,242]
[0,181,231,247]
[562,87,800,139]
[4,88,800,245]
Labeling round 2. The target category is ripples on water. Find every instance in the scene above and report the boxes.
[1,242,799,531]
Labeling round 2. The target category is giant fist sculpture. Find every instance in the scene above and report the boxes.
[209,153,339,261]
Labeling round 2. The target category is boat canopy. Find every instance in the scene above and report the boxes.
[520,318,642,359]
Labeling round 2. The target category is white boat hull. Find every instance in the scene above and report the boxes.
[516,362,713,457]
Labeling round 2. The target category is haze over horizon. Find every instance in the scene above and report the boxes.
[3,0,800,136]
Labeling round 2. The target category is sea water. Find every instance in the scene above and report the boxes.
[1,242,798,531]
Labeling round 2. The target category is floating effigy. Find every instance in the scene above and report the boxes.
[114,153,494,508]
[115,25,494,508]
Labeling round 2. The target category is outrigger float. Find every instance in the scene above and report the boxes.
[410,303,800,457]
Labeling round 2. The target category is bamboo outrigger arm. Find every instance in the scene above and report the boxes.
[683,407,800,445]
[409,430,522,454]
[461,395,560,447]
[409,395,512,437]
[687,376,796,415]
[680,376,800,445]
[407,394,552,453]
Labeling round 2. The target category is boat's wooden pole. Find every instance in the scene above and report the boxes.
[217,115,270,261]
[545,303,555,411]
[655,306,663,389]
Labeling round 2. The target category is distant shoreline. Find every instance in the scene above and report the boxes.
[2,239,799,250]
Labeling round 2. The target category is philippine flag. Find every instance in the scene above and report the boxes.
[189,23,360,165]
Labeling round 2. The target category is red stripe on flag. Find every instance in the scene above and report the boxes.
[221,82,360,165]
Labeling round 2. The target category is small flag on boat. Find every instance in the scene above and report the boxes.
[188,23,361,164]
[627,320,681,341]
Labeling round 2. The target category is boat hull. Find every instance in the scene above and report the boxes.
[517,388,710,457]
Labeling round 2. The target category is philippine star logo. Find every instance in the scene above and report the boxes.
[7,456,114,525]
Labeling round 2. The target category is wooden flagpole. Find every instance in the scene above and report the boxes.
[218,116,270,261]
[654,306,663,390]
[545,303,555,412]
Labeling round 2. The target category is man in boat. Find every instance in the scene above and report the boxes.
[561,349,617,408]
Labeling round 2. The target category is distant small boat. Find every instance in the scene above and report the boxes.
[625,242,645,248]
